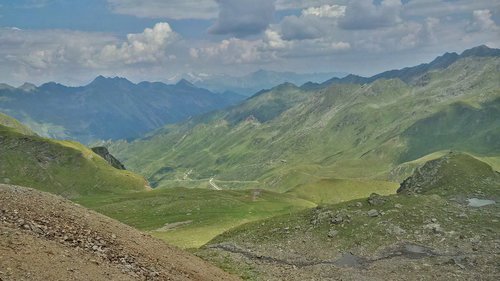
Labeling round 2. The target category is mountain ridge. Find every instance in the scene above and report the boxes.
[109,45,500,191]
[0,76,245,143]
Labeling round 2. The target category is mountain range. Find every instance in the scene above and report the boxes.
[169,69,347,96]
[108,45,500,191]
[0,77,245,144]
[0,45,499,281]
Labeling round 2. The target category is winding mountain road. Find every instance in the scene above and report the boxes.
[209,178,222,190]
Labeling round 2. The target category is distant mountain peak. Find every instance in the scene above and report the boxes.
[176,79,196,88]
[89,75,134,87]
[460,45,500,58]
[18,82,37,92]
[0,83,15,91]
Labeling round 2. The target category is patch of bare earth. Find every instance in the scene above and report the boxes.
[0,184,239,281]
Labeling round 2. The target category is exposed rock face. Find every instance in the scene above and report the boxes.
[91,147,126,170]
[397,156,446,195]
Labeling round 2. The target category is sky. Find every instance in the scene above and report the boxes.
[0,0,499,86]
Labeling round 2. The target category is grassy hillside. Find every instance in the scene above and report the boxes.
[398,152,500,198]
[287,178,398,205]
[77,188,315,249]
[110,54,500,192]
[197,153,500,280]
[0,112,36,135]
[0,122,148,199]
[400,98,500,162]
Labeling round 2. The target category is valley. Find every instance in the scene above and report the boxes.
[1,45,499,280]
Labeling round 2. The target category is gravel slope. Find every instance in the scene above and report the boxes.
[0,184,239,281]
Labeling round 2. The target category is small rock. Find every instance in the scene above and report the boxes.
[423,223,444,234]
[469,236,481,244]
[355,202,363,208]
[367,193,387,206]
[367,209,380,217]
[394,203,403,209]
[431,218,437,223]
[331,215,344,225]
[387,224,406,235]
[327,229,339,238]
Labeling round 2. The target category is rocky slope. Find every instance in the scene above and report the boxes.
[196,153,499,280]
[0,184,239,281]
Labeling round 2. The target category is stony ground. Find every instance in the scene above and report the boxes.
[198,194,500,280]
[0,184,239,281]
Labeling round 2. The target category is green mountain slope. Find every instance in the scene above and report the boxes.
[0,113,314,250]
[110,47,500,191]
[0,112,36,135]
[0,116,148,199]
[398,152,500,198]
[197,153,499,280]
[287,178,398,205]
[77,188,315,249]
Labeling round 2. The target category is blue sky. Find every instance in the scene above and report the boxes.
[0,0,499,85]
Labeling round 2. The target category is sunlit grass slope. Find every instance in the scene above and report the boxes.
[77,187,315,249]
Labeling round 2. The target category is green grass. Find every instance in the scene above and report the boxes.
[76,187,316,249]
[0,124,148,199]
[287,178,398,205]
[399,152,500,198]
[0,112,36,135]
[110,56,500,192]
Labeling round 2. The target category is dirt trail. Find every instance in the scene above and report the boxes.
[0,184,239,281]
[209,178,222,190]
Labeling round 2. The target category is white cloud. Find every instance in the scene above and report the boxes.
[107,0,219,19]
[276,0,346,10]
[339,0,402,30]
[190,38,275,64]
[0,23,183,85]
[302,5,346,18]
[97,22,177,65]
[278,4,345,41]
[468,9,499,32]
[403,0,500,18]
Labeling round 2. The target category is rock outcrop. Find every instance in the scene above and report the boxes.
[91,146,126,170]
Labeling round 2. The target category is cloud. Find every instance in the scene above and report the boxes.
[190,25,350,65]
[468,9,499,32]
[302,5,346,18]
[97,22,177,65]
[280,15,329,40]
[0,23,183,85]
[107,0,219,20]
[279,4,346,41]
[403,0,500,18]
[276,0,345,10]
[190,38,275,64]
[339,0,402,30]
[209,0,276,37]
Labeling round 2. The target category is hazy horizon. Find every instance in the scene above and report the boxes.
[1,0,499,86]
